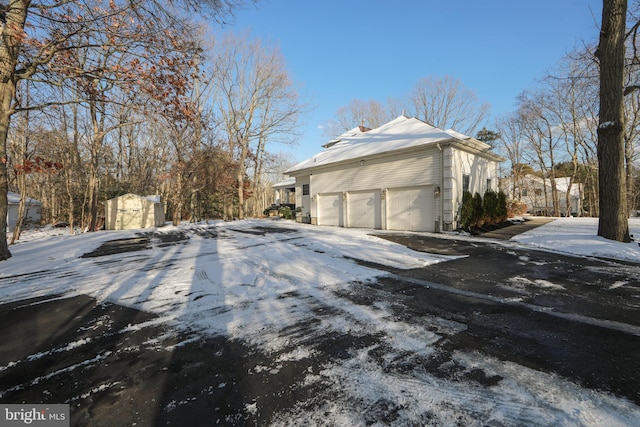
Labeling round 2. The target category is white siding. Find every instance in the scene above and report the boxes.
[441,146,455,230]
[450,147,499,229]
[317,193,343,226]
[346,190,381,229]
[387,186,434,232]
[295,176,311,218]
[311,148,441,192]
[292,144,501,231]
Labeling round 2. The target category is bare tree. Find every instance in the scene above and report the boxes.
[211,32,304,220]
[327,76,490,140]
[543,59,598,217]
[596,0,630,242]
[410,75,490,135]
[324,99,390,136]
[0,0,253,260]
[496,113,528,199]
[516,90,562,216]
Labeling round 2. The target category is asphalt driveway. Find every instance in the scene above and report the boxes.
[1,223,639,425]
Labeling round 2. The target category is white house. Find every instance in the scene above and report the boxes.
[501,174,583,216]
[105,193,165,230]
[272,177,296,207]
[285,116,504,232]
[7,191,42,231]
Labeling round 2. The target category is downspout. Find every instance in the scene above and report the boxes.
[437,143,444,233]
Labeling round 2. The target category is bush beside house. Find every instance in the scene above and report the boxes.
[460,190,509,231]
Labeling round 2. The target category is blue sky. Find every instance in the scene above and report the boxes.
[222,0,602,164]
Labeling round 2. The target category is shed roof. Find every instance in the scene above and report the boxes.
[286,116,502,174]
[107,193,162,203]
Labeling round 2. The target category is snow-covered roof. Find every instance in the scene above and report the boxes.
[8,191,42,205]
[286,116,500,174]
[513,175,582,198]
[554,177,581,197]
[145,195,162,203]
[322,125,371,148]
[272,177,296,189]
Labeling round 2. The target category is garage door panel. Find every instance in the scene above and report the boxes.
[387,186,433,232]
[347,190,381,229]
[317,193,343,226]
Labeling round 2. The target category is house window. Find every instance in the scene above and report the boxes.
[462,174,470,193]
[486,178,492,191]
[302,184,309,196]
[534,189,542,196]
[522,189,528,197]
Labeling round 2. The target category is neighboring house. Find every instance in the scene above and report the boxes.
[7,191,42,231]
[284,116,504,232]
[105,194,165,230]
[272,177,296,208]
[500,174,583,216]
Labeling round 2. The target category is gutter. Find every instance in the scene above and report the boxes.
[437,143,444,233]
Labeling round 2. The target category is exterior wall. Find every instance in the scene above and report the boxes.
[441,146,454,230]
[449,147,500,229]
[294,175,311,221]
[310,148,441,192]
[7,202,42,231]
[105,194,165,230]
[291,145,500,231]
[301,148,442,228]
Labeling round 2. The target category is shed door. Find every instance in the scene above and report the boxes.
[317,193,343,226]
[347,190,381,229]
[387,186,434,232]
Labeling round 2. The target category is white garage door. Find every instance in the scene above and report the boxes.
[317,193,343,226]
[387,186,434,232]
[347,190,381,229]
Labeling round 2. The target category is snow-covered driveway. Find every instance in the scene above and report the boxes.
[1,219,639,426]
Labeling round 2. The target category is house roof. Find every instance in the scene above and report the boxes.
[322,125,371,149]
[511,174,582,198]
[272,177,296,189]
[553,177,582,197]
[8,191,42,205]
[286,116,502,174]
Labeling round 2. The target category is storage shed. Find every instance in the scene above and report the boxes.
[285,116,504,232]
[105,194,165,230]
[7,191,42,231]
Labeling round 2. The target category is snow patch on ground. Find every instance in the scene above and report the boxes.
[2,217,640,424]
[511,217,640,262]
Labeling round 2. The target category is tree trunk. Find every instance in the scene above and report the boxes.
[597,0,630,242]
[0,102,12,259]
[236,138,249,220]
[0,1,31,260]
[10,178,26,245]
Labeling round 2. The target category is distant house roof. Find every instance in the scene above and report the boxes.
[513,175,582,198]
[7,191,42,205]
[286,116,502,174]
[272,177,296,189]
[552,177,582,197]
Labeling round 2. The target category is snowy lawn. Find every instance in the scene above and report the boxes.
[1,217,639,425]
[511,217,640,262]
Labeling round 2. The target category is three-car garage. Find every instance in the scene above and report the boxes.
[316,186,435,232]
[285,116,503,233]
